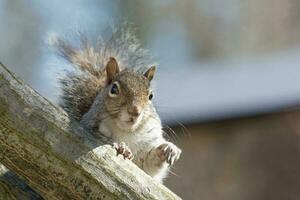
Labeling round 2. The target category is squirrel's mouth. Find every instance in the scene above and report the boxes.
[116,120,137,130]
[126,117,136,124]
[116,117,141,131]
[124,118,137,126]
[116,109,143,130]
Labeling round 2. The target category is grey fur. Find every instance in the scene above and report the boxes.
[51,22,155,120]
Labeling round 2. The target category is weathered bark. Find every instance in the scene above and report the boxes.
[0,62,181,200]
[0,164,43,200]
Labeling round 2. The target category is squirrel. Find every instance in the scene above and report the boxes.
[50,22,181,183]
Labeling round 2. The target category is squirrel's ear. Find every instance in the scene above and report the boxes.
[106,57,120,84]
[144,66,156,82]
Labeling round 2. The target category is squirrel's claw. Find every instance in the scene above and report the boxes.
[156,142,181,165]
[113,142,134,160]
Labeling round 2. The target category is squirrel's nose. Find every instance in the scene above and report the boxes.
[127,106,141,117]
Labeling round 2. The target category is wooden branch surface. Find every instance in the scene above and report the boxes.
[0,62,181,200]
[0,164,43,200]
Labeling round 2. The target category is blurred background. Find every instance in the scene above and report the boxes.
[1,0,300,199]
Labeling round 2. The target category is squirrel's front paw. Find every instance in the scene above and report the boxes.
[156,142,181,165]
[113,142,134,160]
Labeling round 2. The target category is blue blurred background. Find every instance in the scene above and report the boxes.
[1,1,300,199]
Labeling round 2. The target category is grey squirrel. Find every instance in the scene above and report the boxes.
[50,23,181,183]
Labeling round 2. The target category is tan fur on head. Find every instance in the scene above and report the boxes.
[103,67,153,131]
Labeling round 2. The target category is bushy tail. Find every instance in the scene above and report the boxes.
[50,22,154,120]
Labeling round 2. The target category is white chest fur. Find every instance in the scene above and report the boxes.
[99,116,164,154]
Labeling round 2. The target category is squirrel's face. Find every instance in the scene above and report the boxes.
[103,58,155,131]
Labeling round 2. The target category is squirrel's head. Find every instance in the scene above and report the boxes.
[103,57,156,131]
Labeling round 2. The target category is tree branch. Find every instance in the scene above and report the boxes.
[0,62,181,200]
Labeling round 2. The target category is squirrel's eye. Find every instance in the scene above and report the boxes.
[110,83,119,96]
[149,93,153,100]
